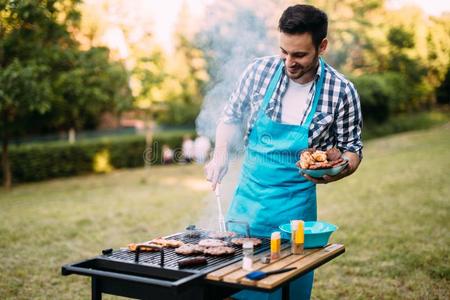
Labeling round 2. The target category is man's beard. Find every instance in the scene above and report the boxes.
[286,54,319,81]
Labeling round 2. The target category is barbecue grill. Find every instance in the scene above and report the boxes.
[62,228,287,300]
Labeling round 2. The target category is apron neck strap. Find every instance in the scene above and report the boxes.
[303,57,325,126]
[260,62,284,112]
[259,57,325,124]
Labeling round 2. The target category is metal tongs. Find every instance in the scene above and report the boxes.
[214,184,226,232]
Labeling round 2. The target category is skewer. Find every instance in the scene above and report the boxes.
[214,184,226,232]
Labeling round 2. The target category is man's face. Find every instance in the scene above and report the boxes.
[279,32,326,81]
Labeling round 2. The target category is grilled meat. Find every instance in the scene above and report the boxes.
[203,246,236,256]
[127,242,161,252]
[177,256,208,268]
[207,231,236,239]
[198,239,227,247]
[151,238,185,248]
[175,244,205,255]
[230,237,262,247]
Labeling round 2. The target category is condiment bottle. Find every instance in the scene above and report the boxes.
[270,231,281,260]
[242,241,254,271]
[291,220,304,255]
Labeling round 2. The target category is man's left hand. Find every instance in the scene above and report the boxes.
[303,151,361,184]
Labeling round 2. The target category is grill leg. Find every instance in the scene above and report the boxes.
[92,277,102,300]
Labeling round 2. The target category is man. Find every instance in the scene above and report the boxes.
[205,4,362,300]
[182,134,194,163]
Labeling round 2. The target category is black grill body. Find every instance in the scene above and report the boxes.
[62,231,280,300]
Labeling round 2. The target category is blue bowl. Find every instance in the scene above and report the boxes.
[279,221,338,248]
[299,160,348,178]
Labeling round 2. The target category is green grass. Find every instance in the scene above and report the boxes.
[315,124,450,299]
[0,164,210,299]
[1,125,449,299]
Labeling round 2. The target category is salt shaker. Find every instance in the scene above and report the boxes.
[242,241,254,271]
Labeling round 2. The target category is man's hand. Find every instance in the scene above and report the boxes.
[303,151,361,184]
[205,147,229,190]
[205,121,242,190]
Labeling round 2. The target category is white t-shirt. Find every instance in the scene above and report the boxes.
[281,78,314,125]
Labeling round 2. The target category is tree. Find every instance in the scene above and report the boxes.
[0,0,132,188]
[28,46,132,135]
[425,14,450,96]
[436,67,450,105]
[0,0,80,188]
[132,48,167,160]
[156,34,209,126]
[0,60,52,188]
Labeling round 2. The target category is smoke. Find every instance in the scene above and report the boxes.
[195,0,281,141]
[194,0,283,231]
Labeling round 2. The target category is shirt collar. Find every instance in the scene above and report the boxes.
[315,57,324,79]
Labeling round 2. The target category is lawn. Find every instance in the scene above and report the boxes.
[1,125,449,299]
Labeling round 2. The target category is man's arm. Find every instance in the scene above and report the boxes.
[205,121,242,190]
[205,61,257,189]
[304,82,363,184]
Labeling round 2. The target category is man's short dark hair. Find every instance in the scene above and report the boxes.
[278,4,328,49]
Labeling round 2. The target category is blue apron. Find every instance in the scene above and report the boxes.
[227,58,325,300]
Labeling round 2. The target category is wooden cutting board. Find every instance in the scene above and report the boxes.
[206,243,345,290]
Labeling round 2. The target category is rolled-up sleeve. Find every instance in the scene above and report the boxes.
[334,82,363,158]
[221,61,257,124]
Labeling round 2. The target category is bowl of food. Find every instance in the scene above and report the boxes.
[296,148,348,178]
[279,221,338,248]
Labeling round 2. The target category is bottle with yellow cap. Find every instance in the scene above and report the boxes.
[270,231,281,260]
[290,220,304,254]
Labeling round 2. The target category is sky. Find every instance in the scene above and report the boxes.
[144,0,212,52]
[150,0,450,51]
[88,0,450,56]
[82,0,211,56]
[387,0,450,16]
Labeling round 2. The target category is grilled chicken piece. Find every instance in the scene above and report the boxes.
[298,147,343,170]
[127,242,160,252]
[311,150,327,162]
[150,238,185,248]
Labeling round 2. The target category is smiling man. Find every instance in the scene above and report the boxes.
[205,4,363,299]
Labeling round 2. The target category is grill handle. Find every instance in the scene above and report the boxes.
[226,219,251,237]
[135,245,164,267]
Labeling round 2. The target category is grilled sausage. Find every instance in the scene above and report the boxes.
[177,256,208,268]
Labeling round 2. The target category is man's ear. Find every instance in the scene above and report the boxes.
[319,38,328,55]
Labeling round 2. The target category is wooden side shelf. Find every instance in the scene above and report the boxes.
[207,243,345,290]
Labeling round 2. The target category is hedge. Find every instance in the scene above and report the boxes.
[351,72,412,122]
[0,131,195,183]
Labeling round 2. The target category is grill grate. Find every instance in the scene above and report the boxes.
[102,231,273,272]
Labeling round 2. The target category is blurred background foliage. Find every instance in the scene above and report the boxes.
[1,0,450,187]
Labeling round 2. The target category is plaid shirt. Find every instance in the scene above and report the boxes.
[222,55,363,157]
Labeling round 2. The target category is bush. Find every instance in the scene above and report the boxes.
[363,111,449,140]
[0,131,195,183]
[436,67,450,105]
[352,72,412,122]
